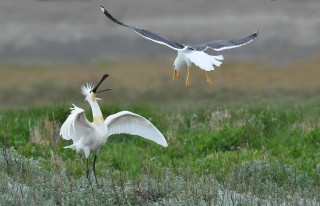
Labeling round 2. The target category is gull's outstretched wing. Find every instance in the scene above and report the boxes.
[193,31,259,51]
[60,104,93,143]
[100,6,185,51]
[105,111,168,147]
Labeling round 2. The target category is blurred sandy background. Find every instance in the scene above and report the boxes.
[0,0,319,108]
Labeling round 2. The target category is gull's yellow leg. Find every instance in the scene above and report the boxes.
[173,69,179,80]
[205,71,213,84]
[185,67,190,88]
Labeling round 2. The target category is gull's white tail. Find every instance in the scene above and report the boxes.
[211,55,224,67]
[184,50,224,71]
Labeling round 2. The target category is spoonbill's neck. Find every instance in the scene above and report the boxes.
[88,100,104,123]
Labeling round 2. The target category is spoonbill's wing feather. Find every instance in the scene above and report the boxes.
[100,6,185,51]
[183,50,224,71]
[60,104,93,143]
[193,31,259,51]
[105,111,168,147]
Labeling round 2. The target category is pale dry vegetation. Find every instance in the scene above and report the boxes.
[0,58,319,108]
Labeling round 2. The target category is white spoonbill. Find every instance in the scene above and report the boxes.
[60,74,168,185]
[100,6,259,87]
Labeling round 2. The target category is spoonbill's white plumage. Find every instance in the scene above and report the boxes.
[99,6,259,87]
[60,74,168,185]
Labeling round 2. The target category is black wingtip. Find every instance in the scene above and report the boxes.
[253,30,259,37]
[100,5,109,15]
[99,5,130,28]
[100,6,105,12]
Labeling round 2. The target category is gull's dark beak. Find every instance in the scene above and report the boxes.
[91,74,112,93]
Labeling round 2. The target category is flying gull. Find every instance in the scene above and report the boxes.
[100,6,259,87]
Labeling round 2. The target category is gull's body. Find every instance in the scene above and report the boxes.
[60,75,168,185]
[100,6,259,87]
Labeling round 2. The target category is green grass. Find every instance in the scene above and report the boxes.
[0,98,320,205]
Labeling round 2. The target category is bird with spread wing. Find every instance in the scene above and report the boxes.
[60,74,168,186]
[100,6,259,87]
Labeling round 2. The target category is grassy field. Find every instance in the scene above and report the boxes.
[0,59,320,205]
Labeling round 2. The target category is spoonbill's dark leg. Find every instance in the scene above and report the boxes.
[86,158,92,185]
[93,155,99,186]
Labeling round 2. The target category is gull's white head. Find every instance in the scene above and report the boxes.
[81,74,111,103]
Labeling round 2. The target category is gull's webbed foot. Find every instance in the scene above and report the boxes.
[185,79,190,88]
[206,77,213,84]
[185,67,191,88]
[173,69,179,80]
[205,72,213,84]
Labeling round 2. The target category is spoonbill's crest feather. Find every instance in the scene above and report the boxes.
[81,83,102,101]
[105,111,168,147]
[81,83,93,93]
[59,104,93,143]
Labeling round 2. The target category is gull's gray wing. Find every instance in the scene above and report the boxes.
[100,6,185,51]
[193,31,259,51]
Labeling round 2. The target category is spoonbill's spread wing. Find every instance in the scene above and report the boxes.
[60,104,93,143]
[100,6,185,51]
[193,31,259,51]
[105,111,168,147]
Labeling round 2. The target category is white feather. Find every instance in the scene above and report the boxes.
[105,111,168,147]
[182,50,224,71]
[213,39,255,51]
[133,30,187,51]
[59,104,93,143]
